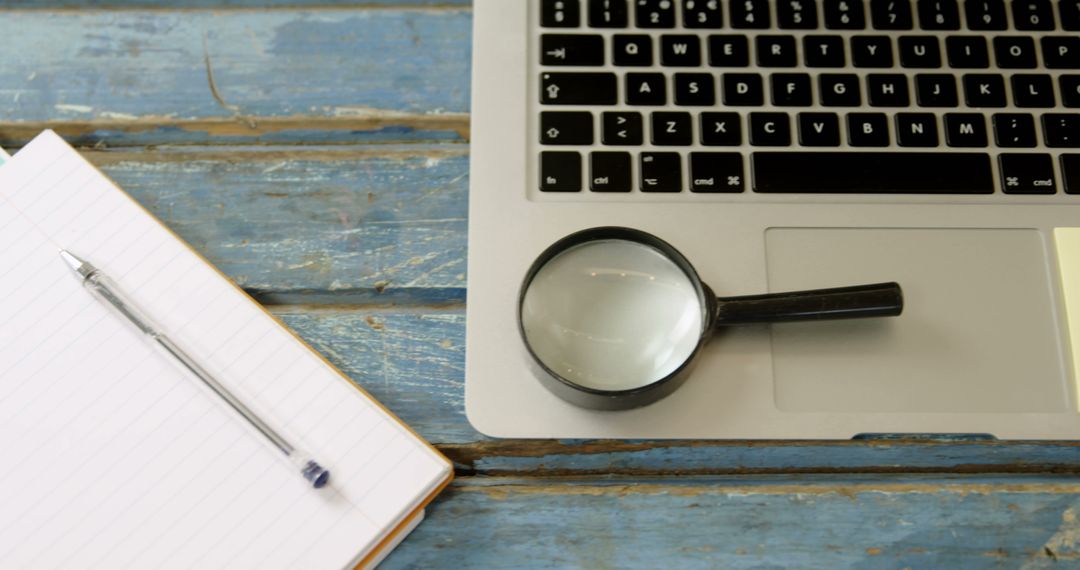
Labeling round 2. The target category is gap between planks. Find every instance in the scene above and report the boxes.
[0,115,472,148]
[447,474,1080,497]
[0,4,473,14]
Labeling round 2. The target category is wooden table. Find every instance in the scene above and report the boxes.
[4,2,1080,566]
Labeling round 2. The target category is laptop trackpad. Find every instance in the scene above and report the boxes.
[766,228,1067,414]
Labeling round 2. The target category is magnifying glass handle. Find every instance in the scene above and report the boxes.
[714,282,903,326]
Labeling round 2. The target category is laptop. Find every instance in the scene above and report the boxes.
[465,0,1080,439]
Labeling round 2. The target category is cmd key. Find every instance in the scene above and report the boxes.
[541,72,617,104]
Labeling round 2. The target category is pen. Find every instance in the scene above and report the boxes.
[60,250,330,489]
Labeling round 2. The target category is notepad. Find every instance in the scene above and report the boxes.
[0,131,451,569]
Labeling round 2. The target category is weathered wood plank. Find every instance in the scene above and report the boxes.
[0,9,471,143]
[278,307,1080,472]
[383,475,1080,568]
[6,1,471,6]
[90,148,469,301]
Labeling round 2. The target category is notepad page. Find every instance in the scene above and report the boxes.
[0,131,450,570]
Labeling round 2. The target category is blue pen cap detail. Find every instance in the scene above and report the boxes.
[302,460,330,489]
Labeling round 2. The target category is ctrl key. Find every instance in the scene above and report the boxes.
[540,151,582,192]
[999,153,1056,194]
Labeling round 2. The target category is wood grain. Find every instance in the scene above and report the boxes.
[0,9,471,146]
[93,149,469,301]
[382,475,1080,568]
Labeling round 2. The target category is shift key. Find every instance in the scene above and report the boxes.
[541,73,618,104]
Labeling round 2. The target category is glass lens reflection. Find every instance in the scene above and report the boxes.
[521,239,704,391]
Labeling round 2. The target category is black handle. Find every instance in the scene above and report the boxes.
[714,282,903,326]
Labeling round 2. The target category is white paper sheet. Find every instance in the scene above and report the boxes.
[0,131,449,569]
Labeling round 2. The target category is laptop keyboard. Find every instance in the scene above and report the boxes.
[533,0,1080,196]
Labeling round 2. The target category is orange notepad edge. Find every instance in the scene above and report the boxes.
[62,132,454,567]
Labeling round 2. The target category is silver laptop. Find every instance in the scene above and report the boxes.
[466,0,1080,439]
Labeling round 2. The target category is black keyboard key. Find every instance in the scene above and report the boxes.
[590,152,632,192]
[867,74,910,106]
[1063,0,1080,30]
[1043,37,1080,69]
[915,74,958,106]
[602,111,644,145]
[994,37,1038,69]
[541,73,617,105]
[899,36,942,68]
[1000,154,1057,194]
[944,113,989,147]
[1013,0,1056,30]
[945,36,989,68]
[1064,76,1080,107]
[993,113,1038,147]
[613,35,653,66]
[684,0,725,27]
[661,35,703,66]
[757,36,798,67]
[542,0,581,27]
[709,35,750,66]
[626,73,667,105]
[1044,114,1080,147]
[1063,154,1080,193]
[640,152,682,192]
[778,0,820,28]
[752,152,993,193]
[651,112,694,145]
[848,113,891,146]
[731,0,771,28]
[917,0,960,29]
[805,36,847,67]
[689,152,746,192]
[965,0,1007,30]
[1013,75,1056,108]
[541,35,605,66]
[701,112,743,145]
[589,0,629,27]
[772,73,814,105]
[820,73,862,105]
[749,112,792,145]
[851,36,894,67]
[962,74,1006,107]
[824,0,867,28]
[723,73,765,105]
[896,112,940,146]
[637,0,676,27]
[870,0,914,29]
[541,111,594,145]
[674,73,717,105]
[799,112,842,146]
[540,151,582,191]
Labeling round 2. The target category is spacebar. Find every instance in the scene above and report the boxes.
[752,152,994,194]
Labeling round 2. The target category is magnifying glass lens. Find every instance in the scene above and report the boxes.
[521,240,705,392]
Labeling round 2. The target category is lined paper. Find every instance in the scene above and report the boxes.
[0,131,449,569]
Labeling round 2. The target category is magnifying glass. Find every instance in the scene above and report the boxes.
[518,227,904,410]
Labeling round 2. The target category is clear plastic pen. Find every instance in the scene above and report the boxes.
[60,250,330,489]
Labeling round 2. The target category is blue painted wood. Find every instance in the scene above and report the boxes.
[6,1,470,6]
[91,149,469,300]
[382,475,1080,568]
[0,10,471,123]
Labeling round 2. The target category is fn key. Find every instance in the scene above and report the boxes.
[540,151,582,191]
